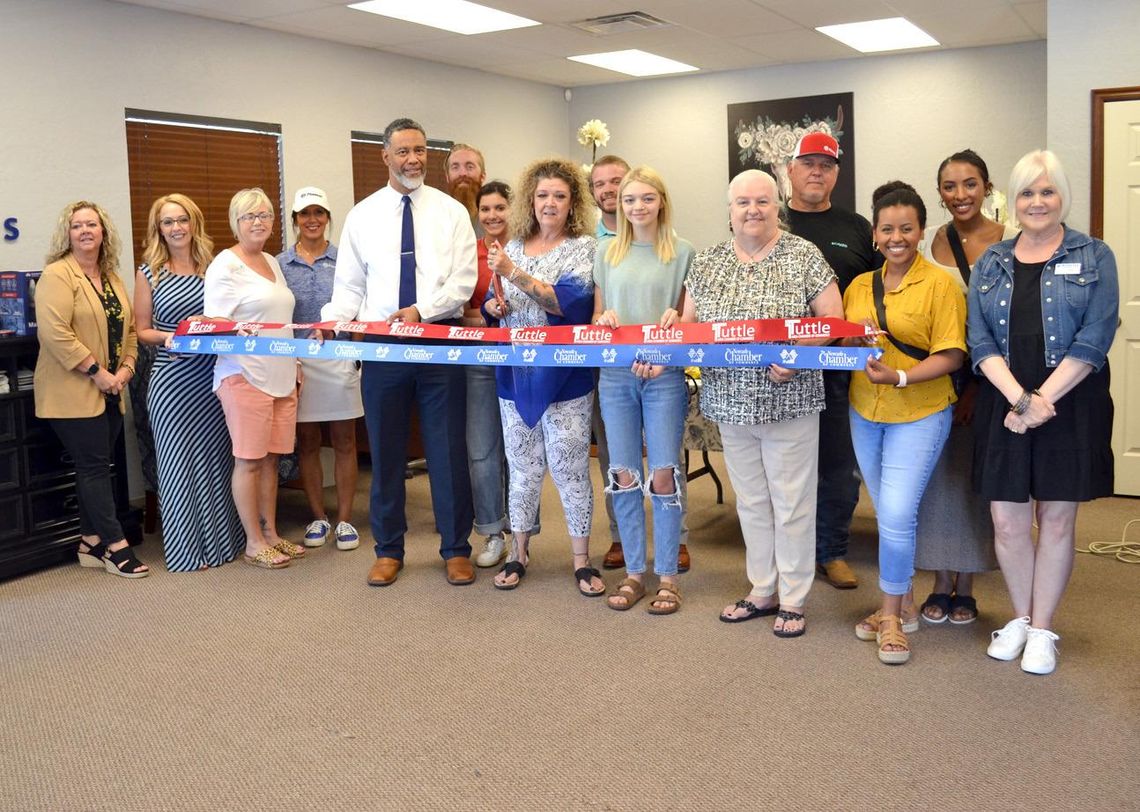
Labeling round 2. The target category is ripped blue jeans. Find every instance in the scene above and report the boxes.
[598,367,687,576]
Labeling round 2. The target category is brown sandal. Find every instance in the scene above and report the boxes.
[607,578,646,611]
[855,609,920,641]
[877,614,911,664]
[647,583,681,615]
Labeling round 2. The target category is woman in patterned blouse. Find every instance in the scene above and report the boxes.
[483,157,605,597]
[682,169,842,637]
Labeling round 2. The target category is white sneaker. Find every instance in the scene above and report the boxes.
[475,534,507,568]
[303,519,331,548]
[334,522,360,551]
[987,616,1031,661]
[1021,627,1060,675]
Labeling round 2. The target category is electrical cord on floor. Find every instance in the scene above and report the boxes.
[1076,518,1140,564]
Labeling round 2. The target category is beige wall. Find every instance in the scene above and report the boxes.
[567,41,1046,248]
[1047,0,1140,231]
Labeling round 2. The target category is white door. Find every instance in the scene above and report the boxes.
[1104,98,1140,495]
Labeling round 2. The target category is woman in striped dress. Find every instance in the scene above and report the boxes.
[134,194,243,571]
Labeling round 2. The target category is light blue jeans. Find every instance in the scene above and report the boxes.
[466,364,507,536]
[849,405,953,595]
[598,367,687,576]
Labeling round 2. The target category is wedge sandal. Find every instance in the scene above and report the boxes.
[855,609,919,641]
[877,614,911,664]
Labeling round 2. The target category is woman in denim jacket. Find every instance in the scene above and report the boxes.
[967,150,1119,676]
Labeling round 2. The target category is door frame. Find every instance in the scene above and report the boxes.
[1090,85,1140,238]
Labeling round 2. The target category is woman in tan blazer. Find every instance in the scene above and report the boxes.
[34,201,147,578]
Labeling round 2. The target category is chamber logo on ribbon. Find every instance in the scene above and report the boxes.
[373,346,390,359]
[477,348,508,363]
[189,338,201,351]
[688,348,705,363]
[601,348,617,364]
[819,349,861,369]
[269,340,294,355]
[447,348,462,361]
[403,347,433,361]
[522,348,538,363]
[553,348,587,364]
[244,338,257,352]
[779,347,798,365]
[308,341,322,355]
[335,344,363,359]
[211,338,235,352]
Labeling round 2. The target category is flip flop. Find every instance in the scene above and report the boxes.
[493,560,526,591]
[575,566,605,597]
[773,609,806,638]
[719,598,779,623]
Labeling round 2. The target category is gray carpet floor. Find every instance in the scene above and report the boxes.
[2,456,1138,811]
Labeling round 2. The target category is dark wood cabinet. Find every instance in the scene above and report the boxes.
[0,337,140,581]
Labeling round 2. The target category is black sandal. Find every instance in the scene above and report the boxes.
[773,610,806,638]
[948,594,978,625]
[921,592,952,624]
[102,545,149,579]
[77,539,107,569]
[493,560,526,591]
[719,598,779,624]
[574,566,605,597]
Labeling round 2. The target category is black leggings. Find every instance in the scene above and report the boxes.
[49,409,124,543]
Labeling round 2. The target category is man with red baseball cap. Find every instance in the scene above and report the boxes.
[785,131,880,590]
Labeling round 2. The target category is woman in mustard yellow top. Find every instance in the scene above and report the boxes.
[843,182,966,664]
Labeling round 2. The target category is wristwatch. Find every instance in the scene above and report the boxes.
[85,362,100,376]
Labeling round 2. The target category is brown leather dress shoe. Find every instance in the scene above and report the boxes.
[817,559,858,589]
[445,556,475,585]
[678,544,691,573]
[367,557,402,586]
[602,542,625,569]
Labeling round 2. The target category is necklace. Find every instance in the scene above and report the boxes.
[734,231,780,263]
[297,240,328,264]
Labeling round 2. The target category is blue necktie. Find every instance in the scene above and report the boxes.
[399,194,416,309]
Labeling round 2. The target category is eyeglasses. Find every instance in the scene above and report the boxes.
[159,216,191,228]
[238,212,274,223]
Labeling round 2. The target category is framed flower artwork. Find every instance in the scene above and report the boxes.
[727,92,854,210]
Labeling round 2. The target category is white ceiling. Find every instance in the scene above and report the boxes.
[109,0,1047,87]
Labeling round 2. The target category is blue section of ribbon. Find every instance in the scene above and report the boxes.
[169,335,881,370]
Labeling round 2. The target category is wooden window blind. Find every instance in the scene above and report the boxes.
[124,110,284,266]
[350,131,453,203]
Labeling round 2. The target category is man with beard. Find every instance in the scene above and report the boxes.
[784,132,880,590]
[590,154,628,238]
[322,118,478,588]
[446,143,485,225]
[445,143,511,568]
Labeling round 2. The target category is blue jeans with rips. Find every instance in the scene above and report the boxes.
[850,405,952,595]
[598,367,687,577]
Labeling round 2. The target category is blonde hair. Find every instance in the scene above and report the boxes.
[46,200,123,278]
[227,187,274,239]
[141,194,214,287]
[508,157,595,240]
[1008,149,1072,228]
[605,166,677,266]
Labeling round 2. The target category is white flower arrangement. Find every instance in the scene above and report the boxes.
[577,119,610,165]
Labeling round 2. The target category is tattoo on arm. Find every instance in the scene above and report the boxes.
[513,271,563,315]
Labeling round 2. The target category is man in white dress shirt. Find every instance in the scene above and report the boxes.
[322,118,478,588]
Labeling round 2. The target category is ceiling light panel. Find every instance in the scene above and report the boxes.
[567,49,698,77]
[816,16,939,53]
[348,0,540,35]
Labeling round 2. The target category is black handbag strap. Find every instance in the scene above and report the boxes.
[872,270,929,362]
[944,224,972,286]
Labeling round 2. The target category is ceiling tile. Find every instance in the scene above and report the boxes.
[644,0,801,37]
[732,27,859,61]
[1013,1,1047,35]
[751,0,898,28]
[908,6,1038,47]
[249,4,445,46]
[487,57,627,87]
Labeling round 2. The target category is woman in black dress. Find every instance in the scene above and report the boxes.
[968,150,1118,676]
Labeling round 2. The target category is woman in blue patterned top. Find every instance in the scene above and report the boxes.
[483,157,603,597]
[134,193,243,571]
[278,187,363,553]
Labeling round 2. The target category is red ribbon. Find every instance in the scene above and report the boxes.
[176,316,873,344]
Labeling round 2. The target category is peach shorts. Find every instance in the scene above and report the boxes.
[216,375,298,460]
